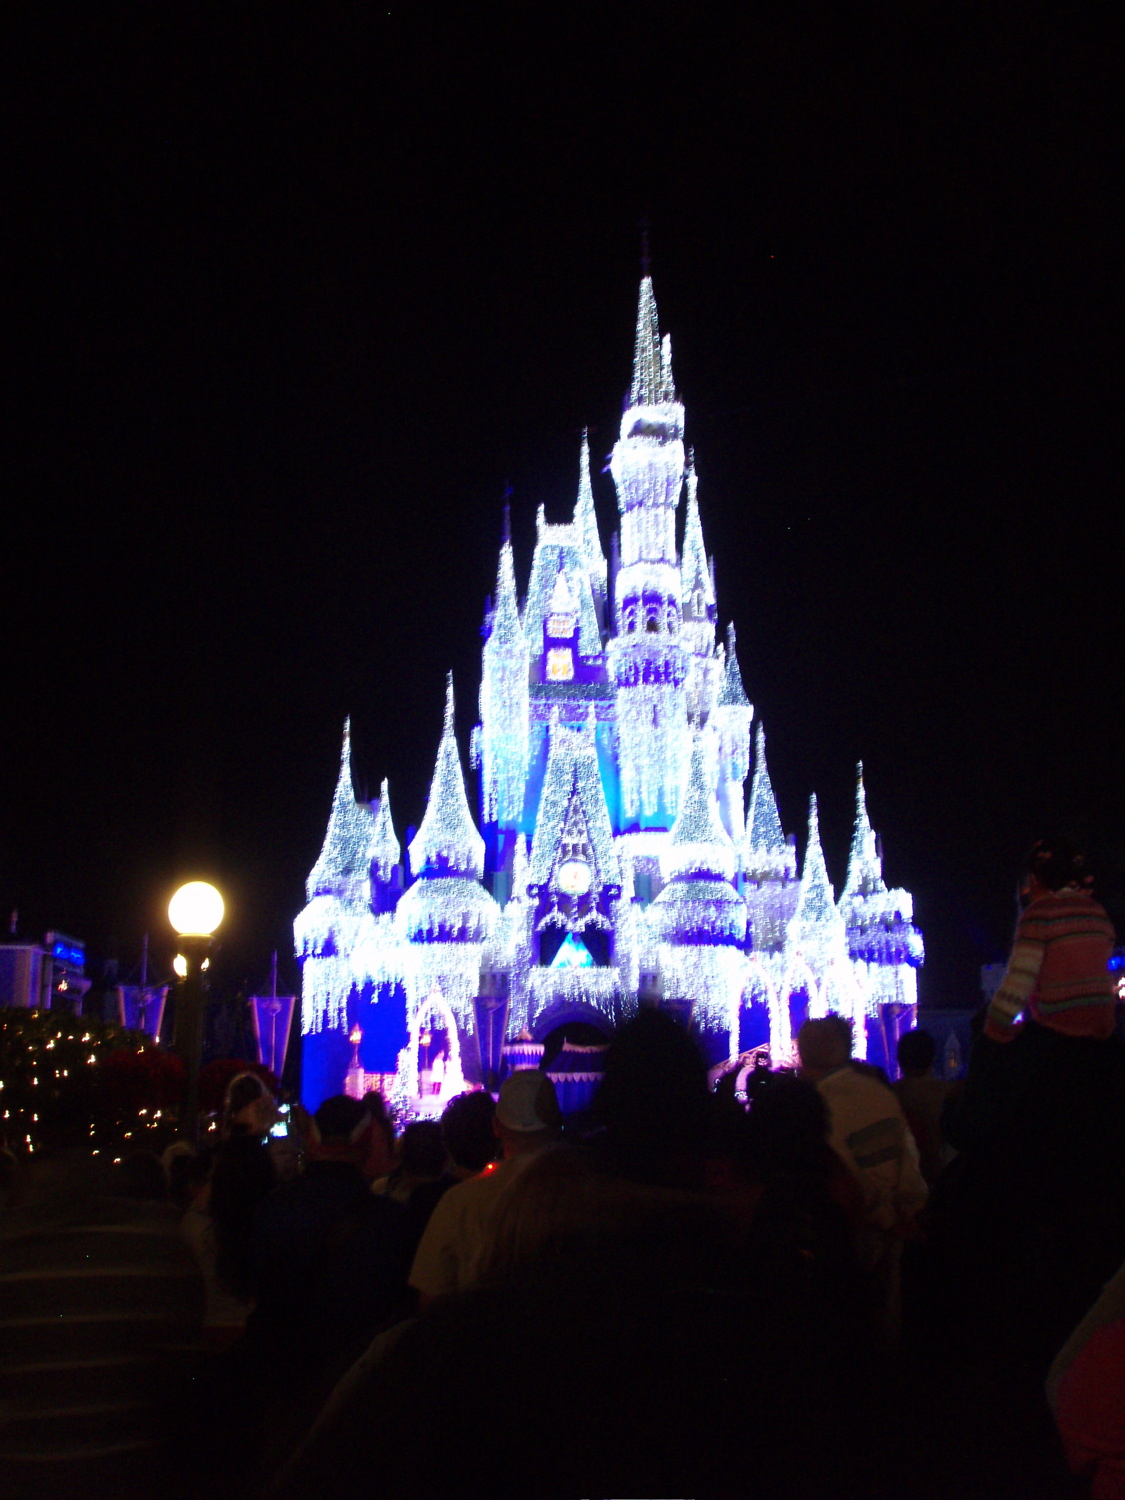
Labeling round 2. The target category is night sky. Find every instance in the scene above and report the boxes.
[5,6,1122,1006]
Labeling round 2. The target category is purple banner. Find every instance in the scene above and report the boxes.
[115,985,167,1040]
[249,993,296,1078]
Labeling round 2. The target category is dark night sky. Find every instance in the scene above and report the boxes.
[4,5,1122,1004]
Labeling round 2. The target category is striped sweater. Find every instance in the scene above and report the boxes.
[986,889,1117,1042]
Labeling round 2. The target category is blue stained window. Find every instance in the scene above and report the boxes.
[550,933,595,969]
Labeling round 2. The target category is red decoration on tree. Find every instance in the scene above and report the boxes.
[98,1047,186,1114]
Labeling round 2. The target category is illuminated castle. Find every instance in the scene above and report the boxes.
[295,277,923,1110]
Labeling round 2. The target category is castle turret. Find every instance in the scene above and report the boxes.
[680,457,716,656]
[573,430,607,621]
[305,719,375,904]
[397,677,498,1035]
[651,730,747,1056]
[369,778,402,913]
[479,530,529,828]
[838,764,924,1065]
[788,795,843,963]
[609,277,689,823]
[740,724,798,961]
[294,719,379,1036]
[712,624,753,842]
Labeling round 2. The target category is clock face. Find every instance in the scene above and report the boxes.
[556,859,592,896]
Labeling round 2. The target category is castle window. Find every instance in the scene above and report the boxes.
[547,613,576,638]
[546,647,574,681]
[646,615,659,633]
[623,604,638,634]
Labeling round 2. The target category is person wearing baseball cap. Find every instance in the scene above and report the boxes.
[409,1070,560,1305]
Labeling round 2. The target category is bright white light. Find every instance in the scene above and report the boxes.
[168,881,224,937]
[173,954,188,978]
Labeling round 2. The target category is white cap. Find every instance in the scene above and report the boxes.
[495,1069,560,1133]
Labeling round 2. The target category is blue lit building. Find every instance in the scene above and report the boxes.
[295,277,923,1110]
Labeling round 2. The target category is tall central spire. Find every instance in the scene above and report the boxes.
[631,276,661,407]
[630,276,674,408]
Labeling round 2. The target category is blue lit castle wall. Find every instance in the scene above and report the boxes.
[295,278,924,1111]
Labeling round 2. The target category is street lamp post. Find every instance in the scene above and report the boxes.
[168,881,224,1145]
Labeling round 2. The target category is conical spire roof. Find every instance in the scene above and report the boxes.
[745,724,786,855]
[630,276,675,407]
[370,778,401,883]
[408,676,485,880]
[680,459,715,609]
[489,537,525,648]
[572,430,606,587]
[793,794,837,927]
[842,762,887,900]
[667,731,735,880]
[307,718,376,901]
[528,721,618,889]
[717,623,751,709]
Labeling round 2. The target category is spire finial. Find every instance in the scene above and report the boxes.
[640,217,650,277]
[444,673,455,734]
[631,274,661,407]
[502,501,511,545]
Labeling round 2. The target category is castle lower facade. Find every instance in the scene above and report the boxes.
[295,277,923,1111]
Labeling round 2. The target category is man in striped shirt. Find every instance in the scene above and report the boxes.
[986,837,1117,1043]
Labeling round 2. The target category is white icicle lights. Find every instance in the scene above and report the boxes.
[295,272,922,1100]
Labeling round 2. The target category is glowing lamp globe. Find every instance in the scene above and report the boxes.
[169,881,224,938]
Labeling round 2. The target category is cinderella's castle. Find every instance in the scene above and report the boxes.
[295,277,923,1111]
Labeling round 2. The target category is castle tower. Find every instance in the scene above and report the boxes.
[396,676,499,1042]
[838,764,924,1068]
[651,730,747,1058]
[740,723,798,942]
[712,624,753,843]
[295,718,377,1034]
[785,794,858,1050]
[369,778,402,914]
[609,277,689,825]
[680,457,720,726]
[479,529,530,830]
[573,429,608,624]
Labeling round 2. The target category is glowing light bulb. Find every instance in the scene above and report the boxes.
[168,881,224,937]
